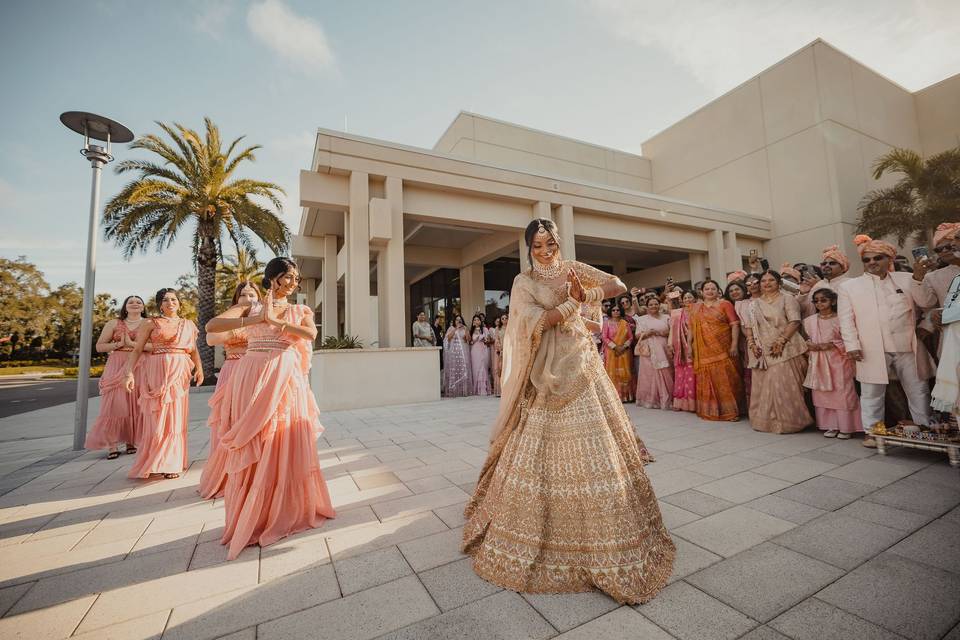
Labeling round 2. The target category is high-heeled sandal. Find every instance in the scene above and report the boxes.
[106,451,121,460]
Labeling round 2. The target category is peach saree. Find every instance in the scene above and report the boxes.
[462,260,674,604]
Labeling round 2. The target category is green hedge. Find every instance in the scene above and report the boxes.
[59,365,105,378]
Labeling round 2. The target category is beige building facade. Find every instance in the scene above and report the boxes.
[293,39,958,409]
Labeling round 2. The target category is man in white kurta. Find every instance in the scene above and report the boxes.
[838,236,931,446]
[799,245,853,317]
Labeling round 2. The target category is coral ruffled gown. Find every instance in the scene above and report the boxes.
[215,304,335,559]
[85,321,142,451]
[198,329,248,499]
[128,318,197,478]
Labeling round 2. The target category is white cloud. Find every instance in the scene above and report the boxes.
[194,0,233,40]
[247,0,336,74]
[588,0,960,95]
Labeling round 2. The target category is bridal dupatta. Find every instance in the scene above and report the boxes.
[463,261,674,605]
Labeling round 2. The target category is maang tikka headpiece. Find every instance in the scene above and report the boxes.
[531,222,564,278]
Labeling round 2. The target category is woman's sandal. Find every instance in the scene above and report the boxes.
[125,446,137,454]
[163,473,180,479]
[107,451,121,460]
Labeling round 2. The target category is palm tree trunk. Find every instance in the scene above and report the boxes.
[196,231,218,384]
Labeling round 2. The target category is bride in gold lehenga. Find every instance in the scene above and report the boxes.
[462,218,675,604]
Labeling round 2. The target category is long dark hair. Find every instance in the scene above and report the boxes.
[812,287,838,312]
[119,295,145,320]
[759,269,783,286]
[231,280,260,305]
[154,288,179,313]
[523,218,561,267]
[262,257,298,290]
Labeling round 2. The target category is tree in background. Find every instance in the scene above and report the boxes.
[216,248,265,310]
[857,147,960,246]
[103,117,289,381]
[0,257,50,359]
[0,257,117,360]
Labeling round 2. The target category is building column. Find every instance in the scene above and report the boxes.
[346,171,373,346]
[689,253,707,284]
[533,200,551,222]
[555,203,576,261]
[707,229,725,281]
[723,230,741,273]
[459,263,485,318]
[300,278,317,309]
[613,258,628,278]
[321,235,339,339]
[375,176,406,348]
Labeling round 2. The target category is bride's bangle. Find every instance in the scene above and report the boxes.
[556,297,579,319]
[584,287,604,304]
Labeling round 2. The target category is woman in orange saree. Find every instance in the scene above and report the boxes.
[462,218,674,605]
[602,306,635,401]
[690,279,743,421]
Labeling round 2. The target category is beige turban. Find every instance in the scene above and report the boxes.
[820,245,850,273]
[933,223,960,248]
[780,262,801,281]
[854,234,896,270]
[726,270,747,283]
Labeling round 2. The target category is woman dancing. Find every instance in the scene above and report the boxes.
[198,281,259,499]
[205,257,334,559]
[462,218,674,604]
[123,289,202,479]
[86,295,148,459]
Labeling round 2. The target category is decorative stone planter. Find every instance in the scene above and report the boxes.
[310,347,441,411]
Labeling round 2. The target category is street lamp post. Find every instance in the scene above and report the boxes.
[59,112,134,451]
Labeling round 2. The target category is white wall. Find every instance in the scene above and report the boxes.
[435,112,653,191]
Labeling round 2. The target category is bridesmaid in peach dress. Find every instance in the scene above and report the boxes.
[198,281,259,500]
[123,288,203,479]
[86,295,148,459]
[205,258,334,560]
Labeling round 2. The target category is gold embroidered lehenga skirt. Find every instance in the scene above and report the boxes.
[462,351,675,604]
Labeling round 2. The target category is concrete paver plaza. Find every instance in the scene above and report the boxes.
[0,390,958,640]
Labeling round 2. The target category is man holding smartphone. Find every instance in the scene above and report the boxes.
[798,245,853,317]
[911,223,960,345]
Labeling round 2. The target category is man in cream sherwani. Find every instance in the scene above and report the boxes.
[838,235,931,447]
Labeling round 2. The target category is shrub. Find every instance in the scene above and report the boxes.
[319,335,364,349]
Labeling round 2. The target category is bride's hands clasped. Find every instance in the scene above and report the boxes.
[567,268,585,302]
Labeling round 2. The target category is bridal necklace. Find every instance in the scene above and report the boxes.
[531,223,563,279]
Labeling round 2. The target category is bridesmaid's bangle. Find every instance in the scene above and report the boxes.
[279,322,288,335]
[239,316,244,328]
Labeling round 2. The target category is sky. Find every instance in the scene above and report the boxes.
[1,0,958,301]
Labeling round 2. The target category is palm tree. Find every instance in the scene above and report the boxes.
[103,118,289,381]
[216,248,265,309]
[857,147,960,246]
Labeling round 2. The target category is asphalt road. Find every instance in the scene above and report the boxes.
[0,378,99,419]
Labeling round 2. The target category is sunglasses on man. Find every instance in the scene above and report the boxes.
[861,255,888,264]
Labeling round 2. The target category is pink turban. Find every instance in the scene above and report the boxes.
[820,245,850,273]
[726,270,747,283]
[933,223,960,248]
[780,262,801,281]
[854,234,896,270]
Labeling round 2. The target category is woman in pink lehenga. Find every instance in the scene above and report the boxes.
[123,289,203,480]
[491,315,506,397]
[206,258,335,560]
[443,315,473,397]
[86,295,148,459]
[470,315,493,396]
[803,288,862,438]
[635,296,674,410]
[198,281,259,500]
[669,291,697,412]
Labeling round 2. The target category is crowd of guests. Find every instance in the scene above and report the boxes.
[592,223,960,445]
[414,311,508,398]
